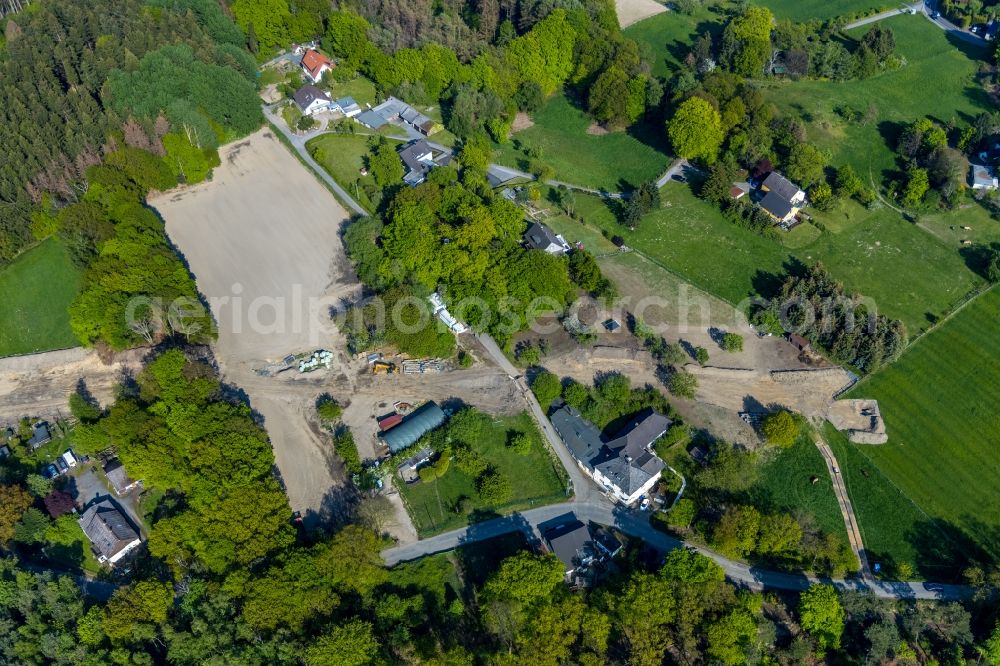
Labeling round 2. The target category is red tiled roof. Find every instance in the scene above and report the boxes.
[301,49,333,78]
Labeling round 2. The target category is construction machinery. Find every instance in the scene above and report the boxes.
[372,361,396,375]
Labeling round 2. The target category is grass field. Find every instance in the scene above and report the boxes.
[570,182,984,334]
[494,93,670,190]
[759,0,890,21]
[840,287,1000,577]
[624,5,728,77]
[307,134,403,213]
[747,430,850,543]
[397,412,567,537]
[761,16,990,185]
[0,238,82,357]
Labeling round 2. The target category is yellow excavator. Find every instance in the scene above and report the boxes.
[372,361,396,375]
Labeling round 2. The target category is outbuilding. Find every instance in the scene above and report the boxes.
[380,401,447,453]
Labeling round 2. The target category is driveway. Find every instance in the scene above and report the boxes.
[70,466,146,537]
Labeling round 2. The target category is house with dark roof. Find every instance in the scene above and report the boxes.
[550,405,670,504]
[27,421,51,450]
[78,499,142,565]
[757,171,805,225]
[300,49,334,83]
[523,222,571,255]
[398,140,453,186]
[103,458,140,496]
[544,518,623,580]
[293,85,333,116]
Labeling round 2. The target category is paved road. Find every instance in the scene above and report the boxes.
[843,4,916,30]
[815,438,874,581]
[843,1,989,48]
[262,104,369,216]
[382,498,970,600]
[656,158,689,188]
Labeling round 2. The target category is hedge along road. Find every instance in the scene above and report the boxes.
[383,333,971,602]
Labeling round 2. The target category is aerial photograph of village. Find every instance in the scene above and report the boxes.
[0,0,997,662]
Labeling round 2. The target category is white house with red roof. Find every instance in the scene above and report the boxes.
[300,48,334,83]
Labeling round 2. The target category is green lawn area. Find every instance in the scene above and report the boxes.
[624,5,729,78]
[327,75,378,106]
[841,286,1000,578]
[760,15,990,185]
[0,238,82,357]
[747,431,849,543]
[397,412,568,537]
[494,93,670,191]
[307,134,403,213]
[759,0,890,21]
[571,182,984,334]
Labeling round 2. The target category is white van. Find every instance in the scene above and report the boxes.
[61,450,77,468]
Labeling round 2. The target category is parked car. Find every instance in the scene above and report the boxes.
[55,457,69,474]
[41,464,59,479]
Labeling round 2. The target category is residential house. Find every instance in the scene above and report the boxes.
[970,164,998,190]
[293,85,334,116]
[27,421,51,450]
[398,139,453,186]
[544,519,623,579]
[78,499,142,565]
[758,171,806,225]
[523,222,571,255]
[300,49,334,83]
[551,405,670,505]
[104,458,140,496]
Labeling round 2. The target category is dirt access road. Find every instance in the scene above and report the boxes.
[152,129,362,523]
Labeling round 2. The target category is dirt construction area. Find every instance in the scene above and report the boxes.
[0,347,147,422]
[615,0,667,27]
[152,129,362,524]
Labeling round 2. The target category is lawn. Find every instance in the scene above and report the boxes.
[746,430,850,543]
[397,412,568,537]
[624,5,729,78]
[327,75,378,106]
[494,93,670,191]
[760,15,991,185]
[0,238,82,357]
[571,182,984,335]
[307,133,403,213]
[759,0,890,22]
[841,286,1000,578]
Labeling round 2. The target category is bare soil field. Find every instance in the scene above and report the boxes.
[0,347,147,422]
[615,0,667,27]
[152,129,362,522]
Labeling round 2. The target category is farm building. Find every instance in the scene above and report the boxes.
[381,401,447,453]
[396,446,434,483]
[788,333,811,352]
